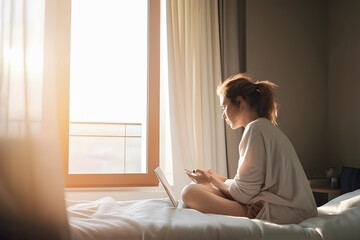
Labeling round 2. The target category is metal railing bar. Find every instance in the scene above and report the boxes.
[69,122,141,125]
[69,135,141,138]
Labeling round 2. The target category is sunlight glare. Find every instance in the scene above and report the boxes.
[69,0,148,124]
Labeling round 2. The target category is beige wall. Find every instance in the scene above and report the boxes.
[328,0,360,170]
[245,0,328,177]
[225,0,360,177]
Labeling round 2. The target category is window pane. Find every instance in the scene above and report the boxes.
[125,137,142,173]
[68,0,148,174]
[69,136,125,174]
[126,124,142,137]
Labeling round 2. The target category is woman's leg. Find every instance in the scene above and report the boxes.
[181,183,247,217]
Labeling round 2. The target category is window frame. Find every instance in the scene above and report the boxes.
[57,0,160,188]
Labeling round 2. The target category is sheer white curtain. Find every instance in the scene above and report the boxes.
[0,0,69,238]
[166,0,227,198]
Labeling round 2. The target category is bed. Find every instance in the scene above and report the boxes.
[67,189,360,240]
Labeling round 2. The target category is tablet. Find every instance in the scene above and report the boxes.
[154,167,178,207]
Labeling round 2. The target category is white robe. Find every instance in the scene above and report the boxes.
[225,118,317,224]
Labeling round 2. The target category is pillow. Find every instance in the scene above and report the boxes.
[340,166,360,194]
[317,189,360,215]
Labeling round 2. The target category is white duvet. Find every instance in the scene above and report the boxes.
[300,190,360,240]
[67,190,360,240]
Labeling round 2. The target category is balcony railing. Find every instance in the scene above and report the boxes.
[68,122,145,174]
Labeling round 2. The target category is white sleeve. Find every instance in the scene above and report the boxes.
[228,125,266,204]
[224,179,234,185]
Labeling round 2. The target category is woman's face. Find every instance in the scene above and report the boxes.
[220,95,242,129]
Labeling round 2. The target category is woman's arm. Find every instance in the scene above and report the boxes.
[210,176,233,200]
[186,169,233,199]
[185,169,227,184]
[206,169,227,182]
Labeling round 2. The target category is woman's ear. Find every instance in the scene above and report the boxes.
[236,96,244,105]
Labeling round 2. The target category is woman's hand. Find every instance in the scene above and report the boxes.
[186,169,232,199]
[206,169,227,182]
[186,169,212,185]
[186,169,227,185]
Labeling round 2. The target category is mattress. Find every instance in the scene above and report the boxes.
[67,189,360,240]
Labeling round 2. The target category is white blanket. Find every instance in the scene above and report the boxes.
[300,190,360,240]
[67,190,360,240]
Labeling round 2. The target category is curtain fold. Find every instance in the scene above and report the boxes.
[166,0,226,198]
[0,0,69,238]
[218,0,246,178]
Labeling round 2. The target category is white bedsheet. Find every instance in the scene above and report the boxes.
[67,190,360,240]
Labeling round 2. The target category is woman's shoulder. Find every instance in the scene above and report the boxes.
[243,118,269,138]
[245,118,281,138]
[246,118,293,146]
[246,117,272,130]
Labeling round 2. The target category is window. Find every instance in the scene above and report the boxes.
[60,0,160,187]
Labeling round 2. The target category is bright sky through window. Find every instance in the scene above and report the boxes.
[68,0,148,174]
[69,0,148,123]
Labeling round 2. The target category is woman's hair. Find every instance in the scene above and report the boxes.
[217,73,278,125]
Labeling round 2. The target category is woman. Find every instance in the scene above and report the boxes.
[182,73,317,224]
